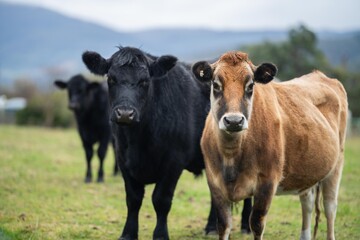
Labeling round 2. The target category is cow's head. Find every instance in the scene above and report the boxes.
[82,47,177,125]
[192,51,277,133]
[54,75,100,111]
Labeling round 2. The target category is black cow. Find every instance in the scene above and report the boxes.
[82,47,251,239]
[54,74,118,183]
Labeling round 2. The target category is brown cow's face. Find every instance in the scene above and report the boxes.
[211,59,255,133]
[193,51,277,133]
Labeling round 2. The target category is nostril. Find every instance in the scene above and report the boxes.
[115,108,122,118]
[223,116,231,127]
[128,109,135,119]
[239,116,245,125]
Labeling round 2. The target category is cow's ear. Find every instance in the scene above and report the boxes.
[254,63,277,84]
[82,51,110,76]
[54,80,67,89]
[192,61,213,82]
[87,82,100,91]
[150,55,177,77]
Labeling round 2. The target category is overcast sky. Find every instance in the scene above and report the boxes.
[4,0,360,32]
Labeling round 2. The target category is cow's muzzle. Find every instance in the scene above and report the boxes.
[68,102,80,110]
[112,106,138,125]
[220,113,248,132]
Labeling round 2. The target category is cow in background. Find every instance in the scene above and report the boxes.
[192,51,347,240]
[82,47,252,240]
[54,74,118,183]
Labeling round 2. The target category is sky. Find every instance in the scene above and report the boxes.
[3,0,360,32]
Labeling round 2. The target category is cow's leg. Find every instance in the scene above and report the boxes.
[211,191,232,240]
[111,138,120,176]
[250,181,276,240]
[241,198,252,234]
[204,196,217,235]
[83,142,93,183]
[299,188,315,240]
[151,168,183,240]
[119,175,145,240]
[114,160,120,176]
[321,155,344,240]
[96,139,108,183]
[206,197,252,236]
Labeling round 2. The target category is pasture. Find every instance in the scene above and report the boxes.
[0,125,359,239]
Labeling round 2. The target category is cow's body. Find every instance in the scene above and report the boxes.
[193,52,347,240]
[55,75,118,182]
[82,47,252,239]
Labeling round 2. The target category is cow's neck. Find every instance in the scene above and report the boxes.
[214,128,248,186]
[74,108,90,123]
[216,128,247,160]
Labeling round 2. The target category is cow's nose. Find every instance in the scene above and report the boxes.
[223,115,245,132]
[68,102,79,110]
[114,108,136,124]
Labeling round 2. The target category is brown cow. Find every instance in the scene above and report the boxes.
[192,51,347,240]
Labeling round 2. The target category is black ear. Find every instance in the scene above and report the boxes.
[82,51,109,75]
[54,80,67,89]
[254,63,277,84]
[150,55,177,77]
[192,61,213,82]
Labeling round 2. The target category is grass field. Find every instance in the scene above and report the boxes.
[0,125,359,240]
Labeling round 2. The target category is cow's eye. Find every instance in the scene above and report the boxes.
[213,82,222,92]
[138,79,149,87]
[246,82,254,94]
[107,76,116,85]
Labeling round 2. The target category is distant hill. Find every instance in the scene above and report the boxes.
[0,2,359,88]
[0,1,138,87]
[318,32,360,69]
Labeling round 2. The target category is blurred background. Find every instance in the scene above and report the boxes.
[0,0,360,133]
[1,1,360,239]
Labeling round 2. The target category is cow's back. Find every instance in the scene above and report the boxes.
[264,71,347,192]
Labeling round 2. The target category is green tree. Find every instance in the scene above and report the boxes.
[16,91,74,128]
[243,25,360,117]
[243,25,332,80]
[332,67,360,117]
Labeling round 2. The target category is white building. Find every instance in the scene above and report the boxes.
[0,95,27,124]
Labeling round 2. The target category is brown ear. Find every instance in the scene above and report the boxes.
[254,63,277,84]
[192,61,213,82]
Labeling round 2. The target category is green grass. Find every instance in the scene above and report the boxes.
[0,125,359,239]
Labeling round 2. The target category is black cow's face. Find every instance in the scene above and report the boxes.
[82,47,177,125]
[54,75,99,111]
[192,52,277,134]
[106,63,150,125]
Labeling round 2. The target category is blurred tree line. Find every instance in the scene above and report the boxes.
[243,25,360,117]
[0,78,75,127]
[0,73,104,128]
